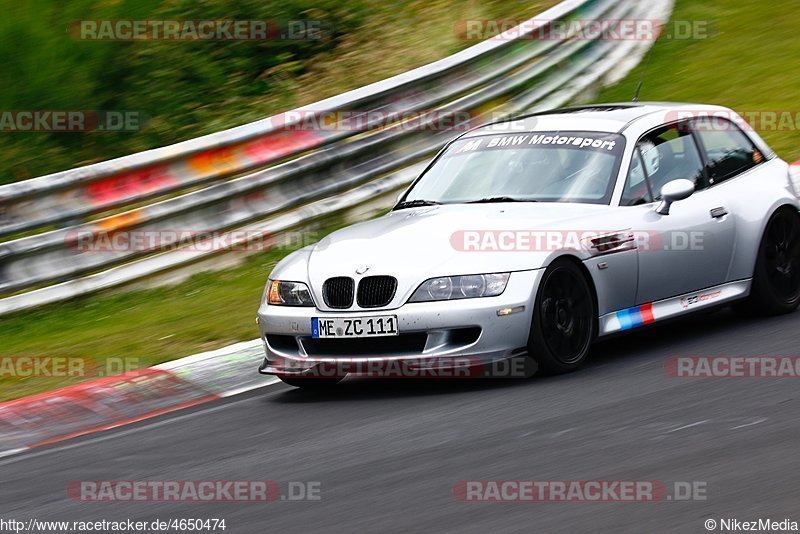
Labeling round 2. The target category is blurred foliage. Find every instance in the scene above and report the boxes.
[0,0,547,183]
[0,0,365,182]
[122,0,368,150]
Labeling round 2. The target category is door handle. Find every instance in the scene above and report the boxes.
[710,207,728,219]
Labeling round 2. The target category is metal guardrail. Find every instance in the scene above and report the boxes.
[0,0,673,315]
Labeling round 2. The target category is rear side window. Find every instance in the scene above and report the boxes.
[692,117,761,185]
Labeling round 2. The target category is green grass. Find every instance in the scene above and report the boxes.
[597,0,800,162]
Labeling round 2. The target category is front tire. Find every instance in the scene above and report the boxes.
[747,208,800,315]
[527,258,596,375]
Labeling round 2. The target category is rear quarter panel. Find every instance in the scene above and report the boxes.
[723,157,800,281]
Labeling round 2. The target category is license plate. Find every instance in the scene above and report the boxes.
[311,316,398,339]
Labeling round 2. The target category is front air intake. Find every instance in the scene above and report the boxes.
[356,276,398,308]
[322,277,355,309]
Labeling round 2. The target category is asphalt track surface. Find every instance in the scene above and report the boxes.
[3,307,800,533]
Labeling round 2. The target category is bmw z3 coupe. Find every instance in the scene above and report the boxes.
[257,103,800,387]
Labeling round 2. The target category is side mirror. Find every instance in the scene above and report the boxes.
[656,179,695,215]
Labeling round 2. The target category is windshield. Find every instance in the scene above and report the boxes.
[400,131,625,206]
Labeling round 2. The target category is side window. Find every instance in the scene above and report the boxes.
[692,117,761,185]
[632,124,706,202]
[621,149,653,206]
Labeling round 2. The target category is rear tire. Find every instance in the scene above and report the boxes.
[527,258,596,375]
[747,208,800,315]
[277,374,343,389]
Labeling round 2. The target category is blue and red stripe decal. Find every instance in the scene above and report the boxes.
[615,303,655,331]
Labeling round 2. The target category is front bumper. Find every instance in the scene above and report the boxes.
[257,270,543,377]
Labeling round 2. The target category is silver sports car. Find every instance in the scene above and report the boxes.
[257,103,800,387]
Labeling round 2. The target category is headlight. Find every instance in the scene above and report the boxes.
[266,280,315,306]
[409,273,510,302]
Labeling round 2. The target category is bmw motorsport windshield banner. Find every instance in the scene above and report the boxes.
[447,131,625,156]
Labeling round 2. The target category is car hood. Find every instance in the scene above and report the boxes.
[275,203,625,309]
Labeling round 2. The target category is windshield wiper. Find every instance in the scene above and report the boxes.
[467,196,536,204]
[394,199,441,210]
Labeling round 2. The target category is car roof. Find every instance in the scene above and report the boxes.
[461,102,729,137]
